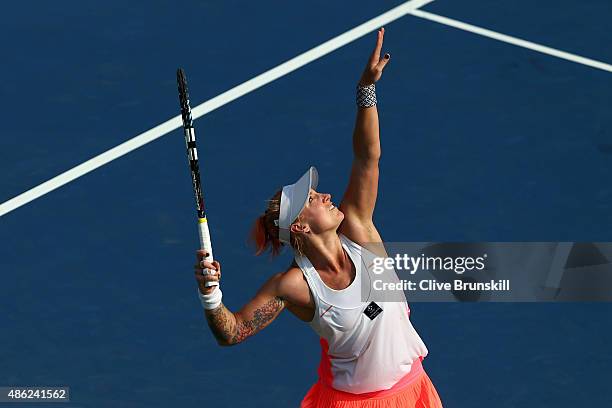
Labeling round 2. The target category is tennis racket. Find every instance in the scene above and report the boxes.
[177,68,217,287]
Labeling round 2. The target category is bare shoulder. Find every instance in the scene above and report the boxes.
[278,266,311,306]
[275,266,313,308]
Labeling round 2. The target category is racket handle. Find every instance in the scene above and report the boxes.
[198,218,218,287]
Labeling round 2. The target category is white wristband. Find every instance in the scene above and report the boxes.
[198,286,223,310]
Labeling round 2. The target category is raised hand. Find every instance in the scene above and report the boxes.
[359,27,391,86]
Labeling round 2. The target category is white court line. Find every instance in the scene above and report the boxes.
[409,9,612,73]
[0,0,434,218]
[3,1,612,218]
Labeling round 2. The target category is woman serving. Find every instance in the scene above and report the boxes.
[195,28,443,407]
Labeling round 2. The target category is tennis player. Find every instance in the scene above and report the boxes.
[195,28,443,407]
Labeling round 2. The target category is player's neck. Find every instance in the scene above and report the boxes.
[303,232,348,275]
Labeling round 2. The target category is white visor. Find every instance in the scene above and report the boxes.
[277,166,319,244]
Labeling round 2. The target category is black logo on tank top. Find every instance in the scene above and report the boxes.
[363,302,383,320]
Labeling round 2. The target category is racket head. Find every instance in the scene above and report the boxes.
[177,68,193,129]
[177,68,205,218]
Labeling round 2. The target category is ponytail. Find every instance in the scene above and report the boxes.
[251,213,283,256]
[250,190,284,257]
[250,190,305,257]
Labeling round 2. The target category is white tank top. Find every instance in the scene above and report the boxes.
[294,234,429,394]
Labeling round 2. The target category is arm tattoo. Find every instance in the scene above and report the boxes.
[205,296,284,345]
[205,304,236,345]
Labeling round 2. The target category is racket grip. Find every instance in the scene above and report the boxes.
[198,218,218,287]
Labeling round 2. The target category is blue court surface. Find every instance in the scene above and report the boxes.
[1,1,611,406]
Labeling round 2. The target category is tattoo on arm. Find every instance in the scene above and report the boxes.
[205,304,236,345]
[205,297,284,345]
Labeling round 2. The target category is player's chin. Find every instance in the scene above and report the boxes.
[335,209,345,221]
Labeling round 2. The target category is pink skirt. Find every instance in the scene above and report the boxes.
[300,360,443,408]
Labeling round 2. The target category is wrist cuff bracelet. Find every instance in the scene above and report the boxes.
[356,83,377,108]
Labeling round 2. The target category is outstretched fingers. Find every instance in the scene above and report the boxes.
[369,27,385,67]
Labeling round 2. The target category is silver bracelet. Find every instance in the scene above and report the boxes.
[356,83,377,108]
